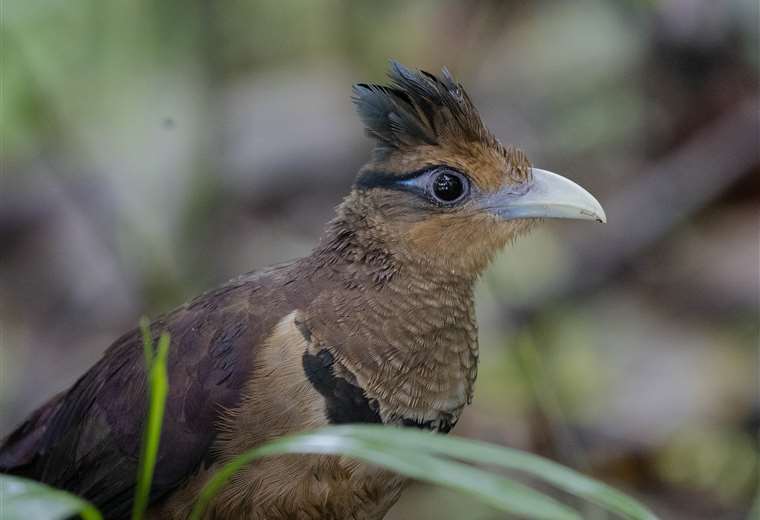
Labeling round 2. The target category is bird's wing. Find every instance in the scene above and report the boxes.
[0,265,295,519]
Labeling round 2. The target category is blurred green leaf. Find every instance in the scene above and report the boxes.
[355,426,658,520]
[0,474,102,520]
[191,425,658,520]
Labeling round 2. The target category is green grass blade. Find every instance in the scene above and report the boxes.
[131,320,170,520]
[0,473,102,520]
[341,425,657,520]
[190,429,582,520]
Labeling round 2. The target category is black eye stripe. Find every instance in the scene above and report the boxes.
[354,167,432,191]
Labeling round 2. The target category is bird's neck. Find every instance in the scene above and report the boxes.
[314,193,481,285]
[301,201,479,426]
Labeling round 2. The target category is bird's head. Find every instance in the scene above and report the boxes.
[342,61,606,278]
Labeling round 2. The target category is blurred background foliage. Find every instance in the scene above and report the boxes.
[1,1,758,518]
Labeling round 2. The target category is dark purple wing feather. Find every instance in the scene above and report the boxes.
[0,266,293,519]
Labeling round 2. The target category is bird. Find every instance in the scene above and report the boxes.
[0,61,606,520]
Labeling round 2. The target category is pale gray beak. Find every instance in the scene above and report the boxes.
[486,168,607,223]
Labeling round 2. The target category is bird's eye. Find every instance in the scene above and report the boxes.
[431,170,468,204]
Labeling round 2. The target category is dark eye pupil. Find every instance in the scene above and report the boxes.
[433,173,464,202]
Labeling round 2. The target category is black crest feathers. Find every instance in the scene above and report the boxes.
[352,61,496,158]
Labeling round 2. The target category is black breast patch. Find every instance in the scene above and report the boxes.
[302,349,382,425]
[401,414,457,434]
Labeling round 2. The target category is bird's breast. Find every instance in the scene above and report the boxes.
[300,278,479,430]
